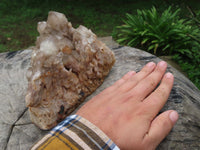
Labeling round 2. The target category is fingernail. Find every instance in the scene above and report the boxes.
[158,61,167,67]
[165,72,173,79]
[169,111,179,124]
[146,62,155,67]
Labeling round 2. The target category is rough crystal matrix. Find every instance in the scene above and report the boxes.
[25,11,115,130]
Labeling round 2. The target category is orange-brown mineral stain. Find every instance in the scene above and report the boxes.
[62,46,72,54]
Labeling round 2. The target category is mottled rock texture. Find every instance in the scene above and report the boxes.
[25,12,115,130]
[0,41,200,149]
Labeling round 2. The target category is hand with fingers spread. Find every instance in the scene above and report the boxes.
[77,61,179,150]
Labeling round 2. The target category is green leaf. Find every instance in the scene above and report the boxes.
[154,44,159,54]
[148,44,155,51]
[127,37,138,46]
[141,38,149,45]
[163,44,170,51]
[116,37,130,43]
[151,40,159,44]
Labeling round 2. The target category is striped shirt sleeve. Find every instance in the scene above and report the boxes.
[31,114,120,150]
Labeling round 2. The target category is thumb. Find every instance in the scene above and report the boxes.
[144,110,179,149]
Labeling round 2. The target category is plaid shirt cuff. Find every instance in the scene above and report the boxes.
[31,114,120,150]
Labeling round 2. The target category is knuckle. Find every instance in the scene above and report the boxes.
[114,78,124,86]
[142,67,151,74]
[157,86,168,98]
[121,93,134,103]
[150,80,157,87]
[162,117,172,128]
[146,78,157,89]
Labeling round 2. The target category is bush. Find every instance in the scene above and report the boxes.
[173,8,200,89]
[114,6,199,55]
[113,6,200,89]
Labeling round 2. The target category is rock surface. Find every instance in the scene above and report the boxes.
[26,11,115,130]
[0,41,200,149]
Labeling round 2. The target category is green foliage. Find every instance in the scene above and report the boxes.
[114,6,200,89]
[173,49,200,89]
[114,6,199,56]
[172,8,200,89]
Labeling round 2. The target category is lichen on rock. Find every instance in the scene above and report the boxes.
[25,11,115,130]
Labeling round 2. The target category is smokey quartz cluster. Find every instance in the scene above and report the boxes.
[25,11,115,130]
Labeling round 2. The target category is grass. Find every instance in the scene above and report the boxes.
[0,0,175,52]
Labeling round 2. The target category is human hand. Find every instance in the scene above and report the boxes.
[76,61,179,150]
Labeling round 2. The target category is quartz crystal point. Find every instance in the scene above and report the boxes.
[25,11,115,130]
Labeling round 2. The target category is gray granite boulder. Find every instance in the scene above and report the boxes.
[0,42,200,149]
